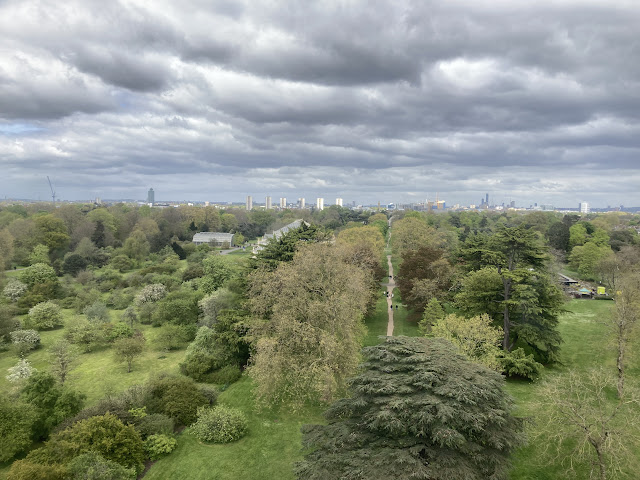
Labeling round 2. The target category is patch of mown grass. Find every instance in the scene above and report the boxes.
[144,376,324,480]
[0,316,185,406]
[506,299,631,479]
[363,294,390,346]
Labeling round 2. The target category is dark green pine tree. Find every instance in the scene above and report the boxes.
[90,220,106,248]
[296,336,524,480]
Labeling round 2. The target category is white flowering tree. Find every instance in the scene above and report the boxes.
[3,279,27,302]
[6,358,36,382]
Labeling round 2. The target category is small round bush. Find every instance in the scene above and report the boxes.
[199,385,218,406]
[144,434,178,460]
[10,329,41,356]
[191,405,248,444]
[135,413,175,438]
[209,364,242,385]
[25,301,63,330]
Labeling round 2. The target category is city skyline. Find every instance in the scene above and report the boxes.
[1,1,640,207]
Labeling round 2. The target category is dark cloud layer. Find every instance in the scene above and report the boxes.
[1,0,639,206]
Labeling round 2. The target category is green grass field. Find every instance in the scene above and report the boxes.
[144,377,324,480]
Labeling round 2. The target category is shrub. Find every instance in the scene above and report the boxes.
[135,283,167,305]
[6,357,37,382]
[10,329,41,356]
[191,405,248,443]
[144,374,207,426]
[62,254,87,276]
[209,364,242,385]
[135,413,175,438]
[84,301,110,323]
[154,324,196,351]
[7,460,67,480]
[152,291,201,326]
[110,254,133,273]
[3,279,27,302]
[67,452,136,480]
[106,322,134,342]
[182,263,205,281]
[19,263,57,287]
[498,347,543,381]
[199,385,219,406]
[41,413,145,473]
[65,317,106,353]
[0,394,37,462]
[144,433,178,460]
[25,301,64,330]
[107,290,134,310]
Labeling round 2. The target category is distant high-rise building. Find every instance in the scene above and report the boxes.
[298,197,305,209]
[316,197,324,210]
[280,197,287,208]
[246,195,253,210]
[579,202,590,213]
[335,197,343,207]
[147,188,154,204]
[485,193,489,205]
[266,196,272,209]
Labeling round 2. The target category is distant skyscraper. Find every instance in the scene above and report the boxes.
[147,188,154,204]
[298,197,305,209]
[280,197,287,208]
[266,196,272,209]
[579,202,590,213]
[246,195,253,210]
[335,197,343,207]
[316,197,324,210]
[485,193,489,205]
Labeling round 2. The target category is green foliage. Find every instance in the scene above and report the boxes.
[113,333,146,373]
[106,322,134,342]
[569,240,612,279]
[110,254,133,272]
[19,262,57,287]
[65,316,106,352]
[0,393,37,462]
[497,347,542,380]
[3,278,27,302]
[209,364,242,384]
[10,329,41,356]
[67,451,136,480]
[198,254,235,293]
[25,300,64,330]
[396,246,453,313]
[48,339,79,385]
[34,214,70,251]
[21,371,86,439]
[152,291,201,326]
[62,253,88,275]
[296,336,524,480]
[191,405,248,443]
[154,323,196,351]
[418,298,445,335]
[182,262,205,281]
[180,314,249,383]
[144,374,208,426]
[123,229,150,261]
[457,225,564,362]
[7,460,67,480]
[37,412,145,473]
[248,243,370,409]
[135,413,175,439]
[431,313,503,370]
[250,223,325,271]
[144,433,178,459]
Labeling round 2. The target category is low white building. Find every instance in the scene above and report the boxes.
[252,219,308,254]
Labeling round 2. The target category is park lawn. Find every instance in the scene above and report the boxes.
[363,294,390,346]
[506,298,639,479]
[391,287,420,337]
[144,376,324,480]
[0,314,186,405]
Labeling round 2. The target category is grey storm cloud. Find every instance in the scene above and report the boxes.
[0,0,640,206]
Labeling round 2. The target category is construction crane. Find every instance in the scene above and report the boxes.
[47,176,56,205]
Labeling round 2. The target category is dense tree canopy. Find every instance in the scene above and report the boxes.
[297,336,524,480]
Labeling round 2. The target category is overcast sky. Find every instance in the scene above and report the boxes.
[1,0,639,207]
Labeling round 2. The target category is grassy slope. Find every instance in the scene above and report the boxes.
[144,377,324,480]
[507,299,628,479]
